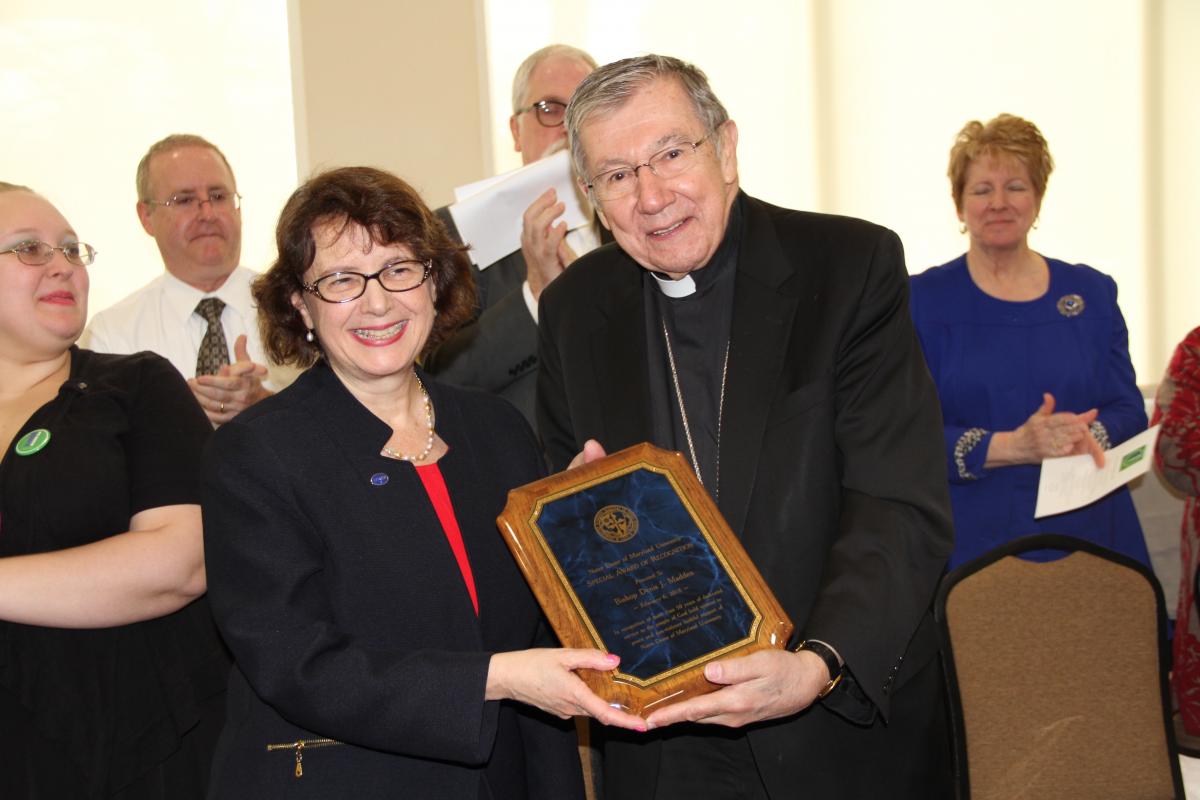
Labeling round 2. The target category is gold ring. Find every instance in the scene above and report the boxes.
[219,401,225,414]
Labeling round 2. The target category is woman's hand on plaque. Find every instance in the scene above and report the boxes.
[486,648,647,731]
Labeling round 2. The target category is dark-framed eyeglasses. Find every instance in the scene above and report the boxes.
[0,239,98,267]
[515,99,568,128]
[302,259,432,303]
[144,190,242,212]
[586,136,710,202]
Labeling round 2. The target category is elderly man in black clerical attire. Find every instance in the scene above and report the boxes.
[536,54,955,799]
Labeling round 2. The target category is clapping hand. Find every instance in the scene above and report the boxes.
[189,335,271,425]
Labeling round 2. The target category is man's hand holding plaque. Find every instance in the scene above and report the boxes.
[497,443,794,719]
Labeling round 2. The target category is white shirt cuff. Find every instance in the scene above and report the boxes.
[522,280,539,324]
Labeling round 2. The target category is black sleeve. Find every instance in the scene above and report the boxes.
[803,229,954,719]
[123,352,211,514]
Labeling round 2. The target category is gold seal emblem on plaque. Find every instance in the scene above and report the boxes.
[594,505,639,543]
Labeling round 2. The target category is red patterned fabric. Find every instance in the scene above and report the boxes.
[1153,325,1200,733]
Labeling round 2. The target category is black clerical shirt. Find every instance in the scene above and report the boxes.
[643,196,744,499]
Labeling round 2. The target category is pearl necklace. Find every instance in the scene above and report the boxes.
[380,372,435,463]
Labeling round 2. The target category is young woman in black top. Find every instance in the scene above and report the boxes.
[0,183,228,798]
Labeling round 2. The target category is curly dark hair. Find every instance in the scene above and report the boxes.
[254,167,474,368]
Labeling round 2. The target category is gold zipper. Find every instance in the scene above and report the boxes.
[265,738,343,778]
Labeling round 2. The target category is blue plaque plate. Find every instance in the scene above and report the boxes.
[498,444,793,714]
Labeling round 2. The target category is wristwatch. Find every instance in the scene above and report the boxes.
[795,639,843,699]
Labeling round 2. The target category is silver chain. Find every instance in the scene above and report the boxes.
[661,318,730,501]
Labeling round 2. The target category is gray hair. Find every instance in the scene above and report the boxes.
[511,44,598,113]
[567,54,729,182]
[136,133,236,202]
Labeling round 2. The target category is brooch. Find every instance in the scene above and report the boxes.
[1056,294,1085,318]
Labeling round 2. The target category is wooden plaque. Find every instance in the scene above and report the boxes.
[497,443,793,716]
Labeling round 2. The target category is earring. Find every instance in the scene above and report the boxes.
[305,329,315,343]
[959,224,967,234]
[1032,217,1039,230]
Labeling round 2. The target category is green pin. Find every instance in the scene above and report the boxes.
[14,428,51,456]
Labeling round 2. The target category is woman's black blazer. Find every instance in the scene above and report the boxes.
[201,361,582,799]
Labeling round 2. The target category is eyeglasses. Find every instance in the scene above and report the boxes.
[515,99,567,128]
[144,190,242,212]
[0,239,98,267]
[586,136,710,202]
[302,259,432,303]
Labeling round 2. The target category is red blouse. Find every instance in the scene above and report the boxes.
[415,462,479,616]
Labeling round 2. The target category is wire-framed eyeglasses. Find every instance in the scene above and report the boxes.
[302,259,432,303]
[143,190,242,212]
[586,136,710,202]
[0,239,98,267]
[515,99,568,128]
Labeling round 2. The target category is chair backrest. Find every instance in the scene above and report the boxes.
[936,534,1184,800]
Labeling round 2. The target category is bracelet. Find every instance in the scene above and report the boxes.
[954,428,988,480]
[795,640,843,699]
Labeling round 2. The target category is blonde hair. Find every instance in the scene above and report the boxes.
[948,114,1053,211]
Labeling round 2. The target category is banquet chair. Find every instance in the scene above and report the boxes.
[935,533,1184,799]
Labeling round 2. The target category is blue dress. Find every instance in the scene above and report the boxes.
[909,254,1149,570]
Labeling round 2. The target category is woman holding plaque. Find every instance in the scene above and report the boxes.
[201,166,643,799]
[909,114,1148,569]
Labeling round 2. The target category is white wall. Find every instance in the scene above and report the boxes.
[1,1,298,320]
[481,0,820,209]
[1158,0,1200,372]
[481,0,1190,381]
[817,0,1150,372]
[7,1,1193,380]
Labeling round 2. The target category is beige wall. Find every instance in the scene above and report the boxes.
[478,0,1197,382]
[290,0,491,209]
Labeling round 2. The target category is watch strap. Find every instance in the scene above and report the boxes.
[796,639,843,699]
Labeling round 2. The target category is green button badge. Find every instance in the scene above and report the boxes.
[14,428,51,456]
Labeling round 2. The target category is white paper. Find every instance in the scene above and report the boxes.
[1034,425,1160,518]
[447,150,589,268]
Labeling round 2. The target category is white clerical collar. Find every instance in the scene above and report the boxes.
[651,271,697,298]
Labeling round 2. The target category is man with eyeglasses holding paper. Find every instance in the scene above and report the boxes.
[83,134,291,425]
[537,55,955,799]
[425,45,600,425]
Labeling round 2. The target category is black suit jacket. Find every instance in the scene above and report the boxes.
[426,207,612,427]
[425,208,542,425]
[201,362,583,799]
[537,193,954,798]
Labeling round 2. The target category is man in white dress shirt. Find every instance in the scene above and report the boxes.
[83,134,289,425]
